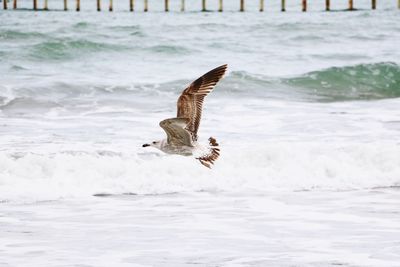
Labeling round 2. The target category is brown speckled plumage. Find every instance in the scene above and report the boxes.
[156,64,227,168]
[177,64,227,141]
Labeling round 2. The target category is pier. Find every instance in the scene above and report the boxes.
[2,0,400,11]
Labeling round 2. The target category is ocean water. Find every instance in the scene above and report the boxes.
[1,1,400,266]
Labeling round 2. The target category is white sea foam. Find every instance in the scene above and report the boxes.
[1,141,399,202]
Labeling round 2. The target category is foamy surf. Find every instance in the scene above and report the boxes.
[1,141,399,202]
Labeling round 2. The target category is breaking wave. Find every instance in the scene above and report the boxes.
[0,62,399,116]
[283,62,400,101]
[1,142,399,202]
[227,62,400,101]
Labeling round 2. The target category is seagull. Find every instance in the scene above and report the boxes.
[142,64,227,168]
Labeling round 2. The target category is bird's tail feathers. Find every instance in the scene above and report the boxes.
[197,137,220,169]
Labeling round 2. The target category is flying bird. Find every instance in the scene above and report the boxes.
[142,64,227,168]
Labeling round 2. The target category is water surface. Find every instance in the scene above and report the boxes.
[1,2,400,266]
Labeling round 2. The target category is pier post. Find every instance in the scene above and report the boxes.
[372,0,376,9]
[13,0,17,9]
[130,0,134,11]
[259,0,264,12]
[180,0,184,11]
[64,0,67,10]
[281,0,285,12]
[165,0,168,12]
[3,0,7,10]
[97,0,101,11]
[398,0,400,9]
[325,0,330,11]
[44,0,48,10]
[33,0,37,10]
[218,0,222,12]
[109,0,113,11]
[302,0,307,11]
[76,0,80,11]
[144,0,148,12]
[348,0,354,10]
[240,0,244,11]
[202,0,206,11]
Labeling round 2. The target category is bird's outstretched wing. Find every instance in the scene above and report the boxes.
[159,118,193,147]
[177,64,227,141]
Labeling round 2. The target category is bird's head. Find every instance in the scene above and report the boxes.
[142,140,162,149]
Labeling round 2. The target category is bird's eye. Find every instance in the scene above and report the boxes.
[152,141,156,144]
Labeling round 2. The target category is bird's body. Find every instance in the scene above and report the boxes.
[154,137,196,156]
[143,64,227,168]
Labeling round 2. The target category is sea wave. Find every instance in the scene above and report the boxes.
[145,44,194,55]
[1,62,399,114]
[29,39,129,60]
[1,142,399,202]
[282,62,400,101]
[0,82,174,115]
[0,30,47,40]
[226,62,400,101]
[0,97,60,115]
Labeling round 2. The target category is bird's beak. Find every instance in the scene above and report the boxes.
[142,144,150,147]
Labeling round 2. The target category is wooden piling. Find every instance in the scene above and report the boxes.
[97,0,101,11]
[218,0,223,12]
[144,0,148,12]
[240,0,244,11]
[202,0,206,11]
[165,0,168,12]
[398,0,400,9]
[325,0,330,11]
[76,0,80,11]
[109,0,112,11]
[33,0,37,10]
[44,0,48,10]
[302,0,307,12]
[259,0,264,12]
[13,0,17,9]
[180,0,184,11]
[281,0,285,12]
[349,0,354,10]
[130,0,134,11]
[64,0,67,10]
[3,0,7,10]
[372,0,376,9]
